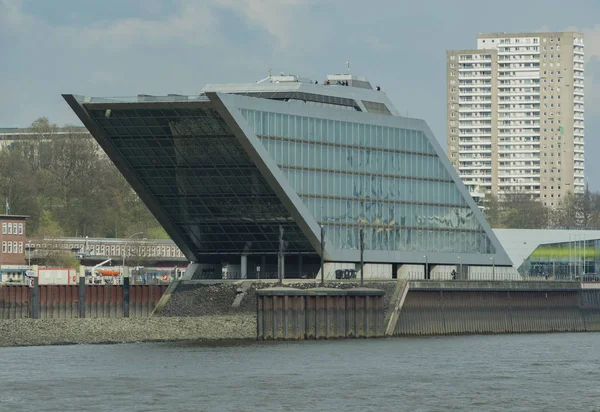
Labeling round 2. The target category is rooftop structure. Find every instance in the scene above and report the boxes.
[64,73,511,279]
[0,126,91,151]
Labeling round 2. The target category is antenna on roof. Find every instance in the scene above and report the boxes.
[346,61,351,74]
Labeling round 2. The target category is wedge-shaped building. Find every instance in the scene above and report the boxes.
[64,74,511,279]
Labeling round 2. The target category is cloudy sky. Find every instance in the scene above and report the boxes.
[1,0,600,187]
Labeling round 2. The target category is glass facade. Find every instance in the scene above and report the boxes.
[520,239,600,279]
[88,107,314,256]
[240,109,496,254]
[67,87,508,266]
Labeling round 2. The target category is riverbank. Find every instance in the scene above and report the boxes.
[0,315,256,347]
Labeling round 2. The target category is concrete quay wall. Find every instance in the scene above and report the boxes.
[396,281,600,335]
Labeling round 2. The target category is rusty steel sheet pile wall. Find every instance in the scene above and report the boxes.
[39,285,79,319]
[257,287,385,340]
[395,289,589,335]
[128,285,167,318]
[0,286,30,319]
[305,289,348,339]
[580,290,600,331]
[0,285,167,319]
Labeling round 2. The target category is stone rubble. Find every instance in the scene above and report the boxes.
[0,315,256,347]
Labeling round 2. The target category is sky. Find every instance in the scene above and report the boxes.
[1,0,600,188]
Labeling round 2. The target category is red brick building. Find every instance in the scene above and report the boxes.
[0,215,28,265]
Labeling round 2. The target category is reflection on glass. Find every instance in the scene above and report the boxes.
[241,109,495,254]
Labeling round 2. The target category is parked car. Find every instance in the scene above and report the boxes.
[335,269,357,279]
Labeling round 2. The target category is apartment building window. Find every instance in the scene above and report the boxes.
[1,242,5,253]
[7,242,12,253]
[13,242,17,253]
[18,242,23,254]
[18,223,23,234]
[1,223,5,235]
[13,223,17,234]
[7,224,12,235]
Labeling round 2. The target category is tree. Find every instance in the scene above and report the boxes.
[126,238,151,269]
[554,186,600,228]
[0,118,167,239]
[482,193,550,229]
[500,193,549,229]
[482,194,502,227]
[35,243,80,268]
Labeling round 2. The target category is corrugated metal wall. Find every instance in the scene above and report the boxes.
[0,285,167,319]
[395,289,596,335]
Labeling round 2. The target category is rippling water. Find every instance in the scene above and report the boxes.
[1,333,599,411]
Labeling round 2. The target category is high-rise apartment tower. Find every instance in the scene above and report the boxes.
[447,32,585,206]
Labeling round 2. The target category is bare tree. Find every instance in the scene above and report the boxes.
[554,186,600,228]
[126,238,151,269]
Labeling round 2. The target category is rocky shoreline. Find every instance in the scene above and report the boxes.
[0,315,256,347]
[0,281,397,348]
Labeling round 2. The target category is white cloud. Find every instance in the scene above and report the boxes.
[77,2,219,50]
[0,0,35,31]
[1,0,315,52]
[216,0,315,48]
[581,25,600,62]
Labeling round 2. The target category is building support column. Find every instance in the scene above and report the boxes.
[241,255,248,279]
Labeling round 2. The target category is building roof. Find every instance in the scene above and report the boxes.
[493,228,600,269]
[0,215,29,220]
[477,31,582,38]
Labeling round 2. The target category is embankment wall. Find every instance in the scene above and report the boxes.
[4,280,600,347]
[0,284,167,319]
[157,280,600,336]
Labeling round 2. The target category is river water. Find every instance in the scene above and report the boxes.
[1,333,599,412]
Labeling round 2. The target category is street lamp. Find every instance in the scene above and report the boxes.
[123,232,143,271]
[423,255,428,280]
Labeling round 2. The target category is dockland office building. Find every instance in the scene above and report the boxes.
[64,73,511,279]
